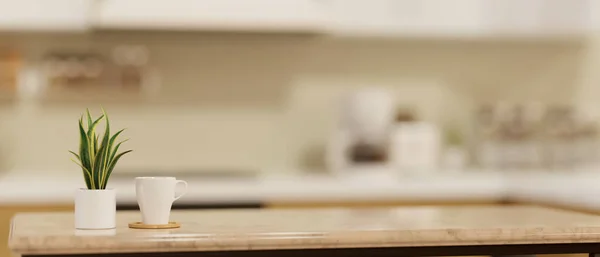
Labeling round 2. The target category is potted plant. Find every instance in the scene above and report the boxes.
[70,108,132,229]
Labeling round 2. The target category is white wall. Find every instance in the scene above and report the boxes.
[0,33,589,174]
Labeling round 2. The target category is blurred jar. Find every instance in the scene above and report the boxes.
[500,104,543,169]
[113,45,149,90]
[388,110,440,176]
[475,104,502,170]
[572,122,599,170]
[542,105,576,170]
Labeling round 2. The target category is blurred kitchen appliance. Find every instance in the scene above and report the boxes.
[327,88,394,173]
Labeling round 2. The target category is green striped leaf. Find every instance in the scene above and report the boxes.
[98,108,111,188]
[87,114,104,157]
[71,108,131,190]
[103,150,132,189]
[93,134,109,189]
[78,118,95,189]
[109,139,129,165]
[68,150,80,161]
[86,109,93,129]
[71,158,92,189]
[107,129,125,161]
[94,135,99,156]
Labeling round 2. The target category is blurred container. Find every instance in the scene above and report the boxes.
[113,45,149,90]
[571,122,599,169]
[0,49,20,93]
[475,104,502,170]
[498,104,542,169]
[41,52,105,90]
[389,121,440,175]
[542,105,576,170]
[442,128,467,172]
[474,103,598,171]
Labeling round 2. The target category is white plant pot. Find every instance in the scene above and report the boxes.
[75,188,116,230]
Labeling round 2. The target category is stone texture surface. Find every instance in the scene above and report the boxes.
[9,206,600,255]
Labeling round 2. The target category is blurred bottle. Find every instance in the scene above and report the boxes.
[542,105,576,170]
[476,103,544,171]
[500,104,542,170]
[475,104,502,170]
[571,112,599,170]
[112,45,149,91]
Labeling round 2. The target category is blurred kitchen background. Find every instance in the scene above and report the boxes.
[6,1,600,256]
[5,0,600,238]
[3,0,600,174]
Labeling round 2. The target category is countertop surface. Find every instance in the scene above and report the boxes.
[3,168,600,213]
[9,205,600,255]
[507,171,600,211]
[0,170,507,205]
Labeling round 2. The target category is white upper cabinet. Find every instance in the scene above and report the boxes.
[330,0,593,39]
[0,0,91,32]
[590,0,600,31]
[330,0,484,38]
[484,0,591,37]
[0,0,593,38]
[90,0,330,33]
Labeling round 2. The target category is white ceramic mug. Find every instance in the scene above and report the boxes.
[135,177,188,225]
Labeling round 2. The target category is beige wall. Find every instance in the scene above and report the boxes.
[0,33,590,174]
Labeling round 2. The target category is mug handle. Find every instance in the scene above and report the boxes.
[174,180,188,201]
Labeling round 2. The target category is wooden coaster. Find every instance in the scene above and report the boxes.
[128,222,181,229]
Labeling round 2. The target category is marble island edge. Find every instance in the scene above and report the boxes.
[10,206,600,255]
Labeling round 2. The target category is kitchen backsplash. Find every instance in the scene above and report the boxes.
[0,33,593,174]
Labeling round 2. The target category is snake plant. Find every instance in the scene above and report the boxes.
[70,108,132,190]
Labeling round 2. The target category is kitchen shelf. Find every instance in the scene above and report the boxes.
[35,86,149,104]
[0,0,91,32]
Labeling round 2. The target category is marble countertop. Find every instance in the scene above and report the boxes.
[10,206,600,255]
